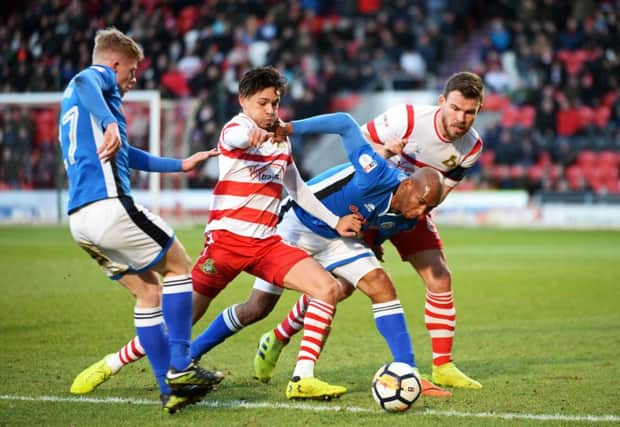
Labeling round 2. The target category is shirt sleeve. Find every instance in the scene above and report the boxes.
[291,113,367,160]
[361,104,411,144]
[128,146,183,172]
[73,66,117,129]
[220,117,254,150]
[282,161,339,229]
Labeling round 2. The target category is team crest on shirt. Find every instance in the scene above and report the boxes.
[442,155,458,169]
[200,258,217,274]
[358,153,377,173]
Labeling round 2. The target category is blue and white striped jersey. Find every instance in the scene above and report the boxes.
[289,113,419,239]
[59,65,130,214]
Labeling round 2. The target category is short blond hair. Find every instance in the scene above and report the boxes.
[93,27,144,62]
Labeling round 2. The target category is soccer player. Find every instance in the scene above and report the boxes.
[359,71,485,389]
[59,27,222,414]
[70,66,362,399]
[257,72,485,390]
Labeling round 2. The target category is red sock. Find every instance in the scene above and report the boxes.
[425,290,455,366]
[292,299,334,378]
[274,294,310,343]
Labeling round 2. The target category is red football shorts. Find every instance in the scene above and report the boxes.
[363,215,443,261]
[192,230,310,298]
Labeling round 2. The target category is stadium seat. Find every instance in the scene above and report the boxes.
[478,150,495,167]
[576,150,597,168]
[500,106,520,127]
[577,106,595,128]
[594,105,611,129]
[537,151,551,167]
[518,106,536,128]
[597,151,618,168]
[565,165,585,191]
[482,93,510,111]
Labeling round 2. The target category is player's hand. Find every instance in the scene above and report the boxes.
[98,122,121,162]
[384,136,406,157]
[370,244,384,262]
[272,119,293,143]
[248,128,274,147]
[181,148,219,172]
[335,213,363,237]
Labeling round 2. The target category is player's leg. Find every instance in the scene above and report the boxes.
[254,289,307,383]
[254,278,353,383]
[191,284,281,361]
[278,256,346,400]
[394,216,481,389]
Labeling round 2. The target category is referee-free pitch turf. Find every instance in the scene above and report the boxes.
[0,226,618,426]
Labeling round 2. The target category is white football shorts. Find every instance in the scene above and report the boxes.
[252,209,381,295]
[69,197,175,279]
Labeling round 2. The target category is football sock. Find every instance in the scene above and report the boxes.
[134,305,170,394]
[106,336,145,373]
[425,290,455,366]
[373,300,416,367]
[274,294,309,343]
[292,299,334,379]
[162,275,193,371]
[191,304,243,360]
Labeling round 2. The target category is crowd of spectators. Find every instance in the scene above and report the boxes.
[467,0,620,198]
[0,0,619,200]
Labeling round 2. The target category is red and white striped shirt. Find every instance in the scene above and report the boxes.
[361,104,483,188]
[207,113,339,239]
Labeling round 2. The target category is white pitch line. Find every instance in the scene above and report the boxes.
[1,394,619,423]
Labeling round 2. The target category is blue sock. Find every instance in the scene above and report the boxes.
[191,305,244,360]
[162,275,193,371]
[134,306,171,394]
[373,300,416,367]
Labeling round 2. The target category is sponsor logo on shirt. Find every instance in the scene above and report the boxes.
[249,163,285,181]
[358,153,377,173]
[364,203,376,212]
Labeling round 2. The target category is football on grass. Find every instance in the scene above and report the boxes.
[372,362,421,412]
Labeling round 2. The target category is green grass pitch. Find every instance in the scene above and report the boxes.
[0,225,618,426]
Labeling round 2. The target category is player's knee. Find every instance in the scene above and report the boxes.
[336,279,355,302]
[309,276,340,305]
[358,269,397,303]
[426,265,452,292]
[134,284,161,307]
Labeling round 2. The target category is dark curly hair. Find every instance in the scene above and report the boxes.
[238,66,288,99]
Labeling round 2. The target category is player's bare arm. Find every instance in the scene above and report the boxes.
[181,149,220,172]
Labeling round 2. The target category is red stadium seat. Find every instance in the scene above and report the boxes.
[481,93,510,111]
[565,165,585,191]
[509,164,525,179]
[577,106,595,128]
[594,105,611,128]
[528,165,544,182]
[598,151,618,168]
[478,150,495,167]
[576,150,597,168]
[537,151,551,167]
[500,106,520,127]
[518,106,536,128]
